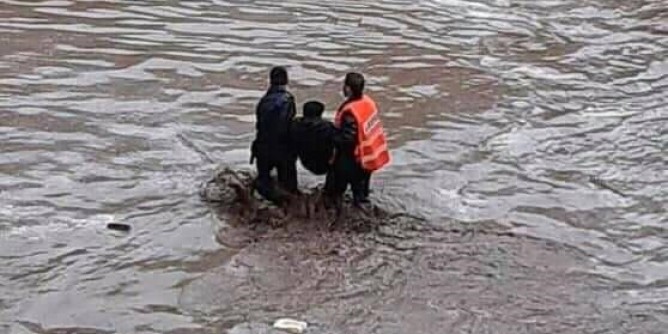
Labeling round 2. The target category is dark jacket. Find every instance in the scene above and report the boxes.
[290,116,336,175]
[253,86,296,153]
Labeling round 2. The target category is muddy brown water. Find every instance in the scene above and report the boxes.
[1,0,667,333]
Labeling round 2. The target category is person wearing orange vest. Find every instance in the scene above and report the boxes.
[324,72,390,208]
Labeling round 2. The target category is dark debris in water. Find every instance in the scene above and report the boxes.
[200,167,398,234]
[106,223,131,232]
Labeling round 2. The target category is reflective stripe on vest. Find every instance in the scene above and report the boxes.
[335,95,390,172]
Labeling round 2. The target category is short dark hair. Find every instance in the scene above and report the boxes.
[303,101,325,117]
[270,66,288,86]
[344,72,365,97]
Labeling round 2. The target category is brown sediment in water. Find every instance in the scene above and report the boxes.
[2,0,667,333]
[190,168,635,333]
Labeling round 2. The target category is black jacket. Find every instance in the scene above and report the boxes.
[290,116,336,175]
[254,86,296,152]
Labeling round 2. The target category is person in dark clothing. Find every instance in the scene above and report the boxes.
[290,101,336,176]
[251,66,298,205]
[324,72,372,207]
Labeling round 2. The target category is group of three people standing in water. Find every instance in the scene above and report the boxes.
[251,66,390,209]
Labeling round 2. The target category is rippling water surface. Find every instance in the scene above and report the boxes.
[1,0,667,333]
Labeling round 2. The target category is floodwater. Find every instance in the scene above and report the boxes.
[1,0,666,333]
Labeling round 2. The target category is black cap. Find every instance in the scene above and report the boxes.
[270,66,288,86]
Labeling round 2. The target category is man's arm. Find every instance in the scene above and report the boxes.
[255,98,265,131]
[251,99,265,163]
[287,94,297,120]
[276,94,295,143]
[333,112,357,149]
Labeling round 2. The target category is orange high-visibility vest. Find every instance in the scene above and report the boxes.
[335,95,390,172]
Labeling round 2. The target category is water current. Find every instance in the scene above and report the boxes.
[1,0,667,333]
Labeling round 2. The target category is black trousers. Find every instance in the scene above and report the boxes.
[324,154,370,204]
[361,170,371,198]
[254,150,297,205]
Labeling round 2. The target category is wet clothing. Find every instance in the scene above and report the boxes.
[290,116,336,175]
[251,85,297,204]
[324,152,369,205]
[254,85,296,150]
[324,97,370,204]
[254,149,297,204]
[361,170,371,198]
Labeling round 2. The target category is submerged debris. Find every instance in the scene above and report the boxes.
[200,167,390,231]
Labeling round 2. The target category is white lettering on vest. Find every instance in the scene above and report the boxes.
[364,113,380,134]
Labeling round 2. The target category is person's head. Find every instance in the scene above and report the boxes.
[303,101,325,118]
[270,66,288,86]
[343,72,365,98]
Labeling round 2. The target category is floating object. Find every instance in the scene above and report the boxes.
[272,318,308,334]
[107,223,131,232]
